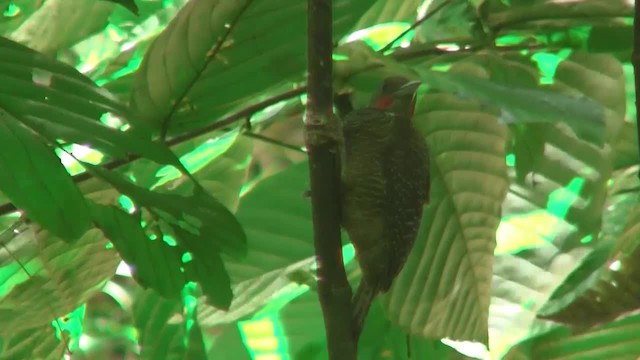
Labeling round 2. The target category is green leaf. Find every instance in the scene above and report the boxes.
[130,0,372,135]
[0,37,186,168]
[538,204,640,328]
[0,225,120,334]
[89,203,185,299]
[102,0,139,15]
[85,162,247,260]
[198,161,315,326]
[0,323,66,360]
[9,0,114,54]
[384,82,509,343]
[418,66,607,146]
[486,52,625,355]
[505,312,640,360]
[0,109,91,241]
[133,289,188,360]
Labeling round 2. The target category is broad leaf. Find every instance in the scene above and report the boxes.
[133,289,206,360]
[0,225,120,334]
[385,64,510,343]
[198,161,315,326]
[505,312,640,360]
[130,0,371,135]
[89,203,185,299]
[0,109,91,240]
[0,323,67,360]
[0,37,186,168]
[538,204,640,328]
[9,0,114,54]
[85,162,246,260]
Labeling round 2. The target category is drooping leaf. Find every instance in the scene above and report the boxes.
[89,203,185,299]
[84,162,246,260]
[0,36,187,169]
[0,109,91,240]
[385,65,509,343]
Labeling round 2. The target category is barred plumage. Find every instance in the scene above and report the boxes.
[340,76,430,341]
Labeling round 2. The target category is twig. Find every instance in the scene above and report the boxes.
[633,0,640,180]
[242,131,306,153]
[378,0,455,53]
[306,0,356,359]
[158,1,255,140]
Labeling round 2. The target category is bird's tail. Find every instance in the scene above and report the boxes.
[352,280,377,341]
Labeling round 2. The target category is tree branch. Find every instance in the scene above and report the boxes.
[306,0,355,359]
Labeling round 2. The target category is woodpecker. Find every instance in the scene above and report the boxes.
[340,76,430,340]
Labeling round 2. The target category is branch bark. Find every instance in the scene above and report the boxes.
[305,0,356,359]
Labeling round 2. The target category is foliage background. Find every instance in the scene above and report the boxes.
[0,0,638,359]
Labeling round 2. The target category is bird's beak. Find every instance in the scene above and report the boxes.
[393,80,421,96]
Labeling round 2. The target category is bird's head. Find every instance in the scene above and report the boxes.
[370,76,421,117]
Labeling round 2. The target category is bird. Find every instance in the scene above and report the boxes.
[340,76,430,341]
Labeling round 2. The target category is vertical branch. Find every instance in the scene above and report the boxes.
[634,0,640,178]
[305,0,356,359]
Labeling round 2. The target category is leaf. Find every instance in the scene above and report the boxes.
[89,203,185,299]
[85,162,247,260]
[130,0,372,135]
[198,161,315,326]
[505,312,640,360]
[9,0,114,54]
[0,37,186,169]
[0,323,66,360]
[133,289,188,360]
[0,109,91,241]
[538,204,640,328]
[384,75,509,343]
[102,0,139,15]
[418,66,608,146]
[485,52,625,355]
[0,226,120,334]
[481,0,632,31]
[354,0,422,29]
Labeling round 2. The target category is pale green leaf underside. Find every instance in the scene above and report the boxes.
[385,92,509,343]
[0,227,120,334]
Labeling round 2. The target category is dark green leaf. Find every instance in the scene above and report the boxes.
[89,203,185,299]
[84,162,247,260]
[0,37,186,169]
[0,109,91,240]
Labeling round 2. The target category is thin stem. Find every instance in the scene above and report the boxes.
[242,131,306,153]
[379,0,455,53]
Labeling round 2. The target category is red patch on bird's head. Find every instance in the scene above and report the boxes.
[374,95,393,110]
